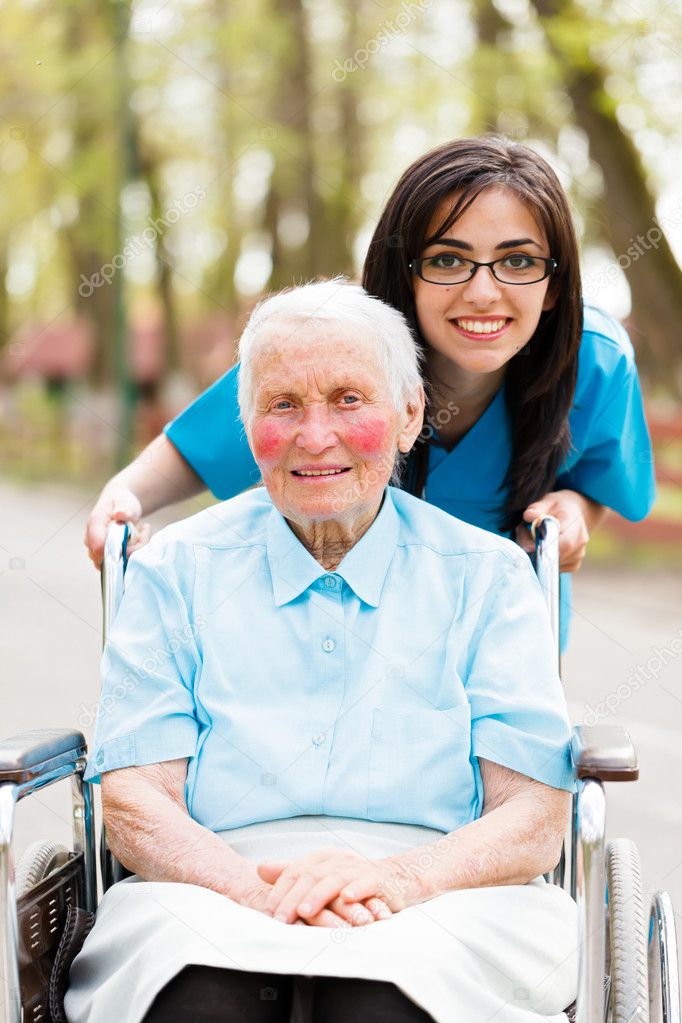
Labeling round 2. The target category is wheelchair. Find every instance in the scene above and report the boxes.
[1,517,679,1023]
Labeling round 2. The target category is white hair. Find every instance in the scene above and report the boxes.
[236,277,423,428]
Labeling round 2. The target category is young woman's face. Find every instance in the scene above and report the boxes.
[412,186,556,378]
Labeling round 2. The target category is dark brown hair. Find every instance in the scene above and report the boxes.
[362,135,582,532]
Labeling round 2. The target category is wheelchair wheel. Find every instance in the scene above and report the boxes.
[605,839,650,1023]
[16,839,69,898]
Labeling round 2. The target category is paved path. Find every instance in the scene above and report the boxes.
[2,478,681,966]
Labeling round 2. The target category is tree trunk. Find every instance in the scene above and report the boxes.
[470,0,509,133]
[61,0,122,389]
[266,0,320,288]
[70,230,117,386]
[309,0,365,277]
[142,160,181,376]
[0,249,9,350]
[530,0,682,394]
[203,3,242,316]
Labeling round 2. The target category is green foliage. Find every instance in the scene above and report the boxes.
[0,0,680,389]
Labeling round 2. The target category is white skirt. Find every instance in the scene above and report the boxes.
[65,816,578,1023]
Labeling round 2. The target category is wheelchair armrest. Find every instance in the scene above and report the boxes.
[0,728,87,786]
[570,725,638,782]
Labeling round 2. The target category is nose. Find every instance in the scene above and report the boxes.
[461,265,502,305]
[295,404,339,454]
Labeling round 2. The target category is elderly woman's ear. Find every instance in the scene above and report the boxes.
[397,385,426,454]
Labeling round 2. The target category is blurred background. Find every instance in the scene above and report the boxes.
[1,0,682,966]
[1,0,682,527]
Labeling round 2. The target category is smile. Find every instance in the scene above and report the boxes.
[451,318,511,339]
[291,468,351,477]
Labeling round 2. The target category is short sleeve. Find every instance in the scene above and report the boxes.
[465,556,574,792]
[558,341,655,521]
[85,548,201,784]
[164,364,261,499]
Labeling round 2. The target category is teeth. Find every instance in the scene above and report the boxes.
[294,469,346,476]
[455,319,507,334]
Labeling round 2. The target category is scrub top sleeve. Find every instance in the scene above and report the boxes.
[164,364,261,500]
[557,353,655,521]
[85,550,201,784]
[465,556,574,793]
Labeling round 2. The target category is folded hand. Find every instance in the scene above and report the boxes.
[256,847,405,927]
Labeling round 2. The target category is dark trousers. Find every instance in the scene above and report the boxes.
[142,965,436,1022]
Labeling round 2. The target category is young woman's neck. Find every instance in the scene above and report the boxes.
[425,350,506,446]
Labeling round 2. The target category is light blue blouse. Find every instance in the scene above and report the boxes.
[86,487,574,834]
[163,305,655,649]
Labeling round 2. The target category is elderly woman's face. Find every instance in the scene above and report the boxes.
[249,321,418,524]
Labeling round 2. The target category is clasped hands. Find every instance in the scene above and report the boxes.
[241,847,415,929]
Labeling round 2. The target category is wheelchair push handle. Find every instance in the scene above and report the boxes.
[530,515,561,668]
[101,521,136,648]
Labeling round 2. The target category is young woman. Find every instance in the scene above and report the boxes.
[85,136,655,647]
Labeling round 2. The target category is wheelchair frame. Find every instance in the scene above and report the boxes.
[1,518,679,1023]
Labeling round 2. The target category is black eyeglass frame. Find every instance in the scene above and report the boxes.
[408,255,559,286]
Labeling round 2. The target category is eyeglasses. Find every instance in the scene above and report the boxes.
[409,253,558,286]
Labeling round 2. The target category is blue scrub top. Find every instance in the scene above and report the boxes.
[86,487,574,833]
[164,305,656,647]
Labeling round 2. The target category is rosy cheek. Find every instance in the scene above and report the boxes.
[251,421,290,464]
[343,417,390,456]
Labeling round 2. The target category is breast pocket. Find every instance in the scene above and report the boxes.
[367,705,473,830]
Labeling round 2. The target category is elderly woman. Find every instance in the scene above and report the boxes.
[66,281,578,1023]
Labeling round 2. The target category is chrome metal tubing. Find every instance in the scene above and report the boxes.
[649,891,681,1023]
[550,839,566,889]
[574,777,607,1023]
[570,791,578,901]
[0,784,20,1023]
[13,756,88,803]
[72,763,97,913]
[100,521,131,892]
[533,514,561,672]
[1,754,97,1020]
[535,515,571,894]
[102,521,129,648]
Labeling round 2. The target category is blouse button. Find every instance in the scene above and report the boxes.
[322,638,336,652]
[312,733,326,747]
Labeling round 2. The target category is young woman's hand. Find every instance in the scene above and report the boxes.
[257,848,395,927]
[517,489,606,572]
[84,488,151,568]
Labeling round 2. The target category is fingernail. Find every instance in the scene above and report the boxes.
[298,902,312,914]
[275,912,287,923]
